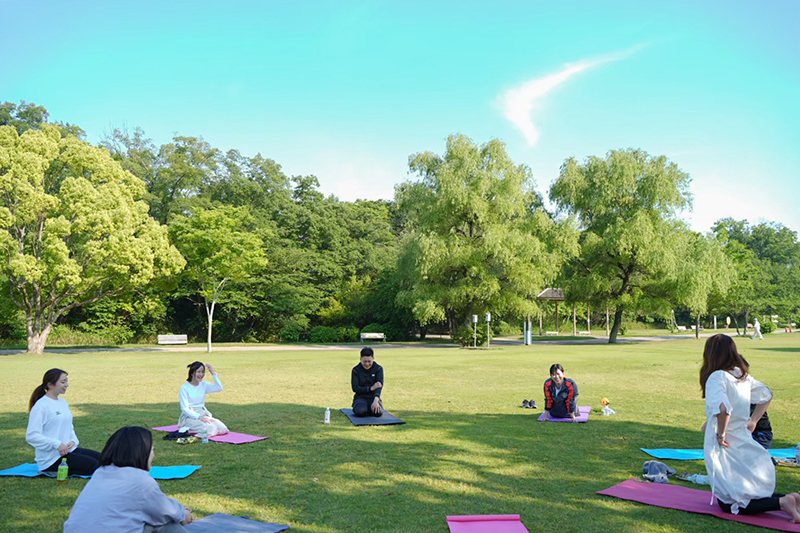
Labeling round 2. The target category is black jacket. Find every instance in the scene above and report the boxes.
[543,377,578,418]
[351,362,383,401]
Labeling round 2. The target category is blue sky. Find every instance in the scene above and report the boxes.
[1,0,798,233]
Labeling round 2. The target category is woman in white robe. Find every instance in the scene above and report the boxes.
[700,334,800,520]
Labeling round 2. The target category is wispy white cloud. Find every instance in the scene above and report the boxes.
[501,45,646,146]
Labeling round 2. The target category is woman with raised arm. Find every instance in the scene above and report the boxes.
[26,368,100,476]
[178,361,228,436]
[64,426,193,532]
[701,334,800,521]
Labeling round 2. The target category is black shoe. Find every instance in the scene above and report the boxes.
[530,400,537,409]
[522,399,530,408]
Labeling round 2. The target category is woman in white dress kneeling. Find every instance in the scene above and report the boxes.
[178,361,228,436]
[700,334,800,521]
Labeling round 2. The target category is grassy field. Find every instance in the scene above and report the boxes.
[2,335,800,532]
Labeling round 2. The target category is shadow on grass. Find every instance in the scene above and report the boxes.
[1,403,787,533]
[756,346,800,353]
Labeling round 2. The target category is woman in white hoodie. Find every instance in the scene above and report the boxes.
[26,368,100,475]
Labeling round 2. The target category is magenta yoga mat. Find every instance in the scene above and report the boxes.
[598,478,800,532]
[152,425,269,444]
[537,405,591,422]
[446,515,530,533]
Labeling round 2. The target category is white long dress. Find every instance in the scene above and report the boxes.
[703,368,774,513]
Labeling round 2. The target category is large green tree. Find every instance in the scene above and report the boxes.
[396,134,577,334]
[549,149,692,343]
[0,124,185,353]
[170,204,266,352]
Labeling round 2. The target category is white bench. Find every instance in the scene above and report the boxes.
[158,334,188,345]
[360,332,385,342]
[676,326,686,331]
[545,331,559,336]
[577,331,591,336]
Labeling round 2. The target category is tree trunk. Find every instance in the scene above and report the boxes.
[27,326,53,354]
[206,299,215,353]
[419,324,427,340]
[26,313,53,354]
[695,315,700,340]
[744,311,749,335]
[608,306,624,343]
[732,313,741,335]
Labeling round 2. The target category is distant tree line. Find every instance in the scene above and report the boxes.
[1,100,798,353]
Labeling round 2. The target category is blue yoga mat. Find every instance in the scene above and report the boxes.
[641,448,795,460]
[0,463,201,479]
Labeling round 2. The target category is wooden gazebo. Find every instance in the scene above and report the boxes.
[537,288,565,335]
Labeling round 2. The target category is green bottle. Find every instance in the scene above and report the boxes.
[56,458,69,484]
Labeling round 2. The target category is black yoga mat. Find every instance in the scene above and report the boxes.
[340,408,406,426]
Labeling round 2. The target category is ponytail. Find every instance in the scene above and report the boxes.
[29,368,67,412]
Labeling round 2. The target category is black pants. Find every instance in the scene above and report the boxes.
[44,447,101,476]
[718,493,784,515]
[353,397,382,417]
[752,430,773,450]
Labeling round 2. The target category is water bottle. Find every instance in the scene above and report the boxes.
[199,427,209,444]
[324,407,331,424]
[56,458,69,485]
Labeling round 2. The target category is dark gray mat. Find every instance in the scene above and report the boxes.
[340,408,406,426]
[184,513,289,532]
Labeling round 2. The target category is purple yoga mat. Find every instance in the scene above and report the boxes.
[447,514,530,533]
[598,478,800,532]
[537,405,591,422]
[152,425,269,444]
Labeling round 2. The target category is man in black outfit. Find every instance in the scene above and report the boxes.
[351,347,383,417]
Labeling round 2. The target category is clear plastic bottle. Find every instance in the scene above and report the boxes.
[56,458,69,485]
[324,407,331,424]
[199,427,209,444]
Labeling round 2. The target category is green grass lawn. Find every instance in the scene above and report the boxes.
[2,335,800,532]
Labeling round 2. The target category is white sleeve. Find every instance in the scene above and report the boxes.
[141,479,186,526]
[748,375,773,404]
[26,404,62,451]
[705,371,731,418]
[179,386,200,419]
[205,374,223,394]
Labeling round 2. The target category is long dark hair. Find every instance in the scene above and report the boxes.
[700,334,749,398]
[28,368,67,412]
[99,426,153,471]
[187,361,204,382]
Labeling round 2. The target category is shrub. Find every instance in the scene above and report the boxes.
[309,326,340,343]
[451,325,487,347]
[760,316,775,334]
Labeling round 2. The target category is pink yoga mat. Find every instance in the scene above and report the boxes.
[537,405,591,422]
[152,425,269,444]
[447,515,530,533]
[598,478,800,532]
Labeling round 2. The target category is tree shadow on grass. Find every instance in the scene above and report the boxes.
[755,346,800,353]
[2,403,795,533]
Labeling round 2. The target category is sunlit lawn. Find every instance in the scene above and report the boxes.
[2,334,799,532]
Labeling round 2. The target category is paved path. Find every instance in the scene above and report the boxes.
[0,332,728,355]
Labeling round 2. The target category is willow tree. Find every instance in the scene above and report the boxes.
[0,125,185,353]
[549,149,692,343]
[395,134,577,335]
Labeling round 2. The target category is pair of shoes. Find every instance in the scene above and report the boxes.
[521,399,538,409]
[176,436,198,445]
